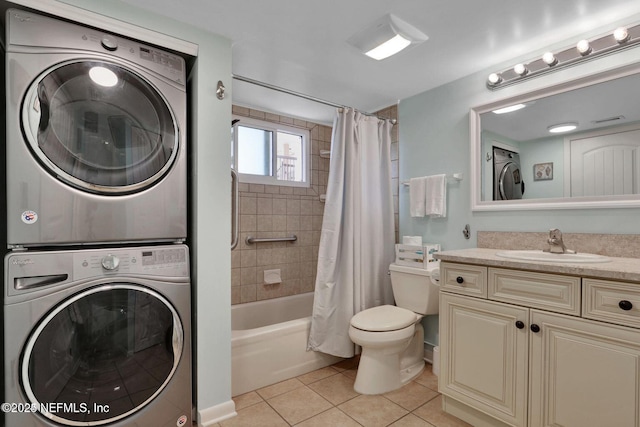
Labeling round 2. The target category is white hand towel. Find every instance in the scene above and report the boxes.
[426,174,447,218]
[409,177,427,217]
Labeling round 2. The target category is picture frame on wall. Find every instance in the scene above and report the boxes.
[533,162,553,181]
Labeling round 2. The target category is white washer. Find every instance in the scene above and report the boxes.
[5,9,188,248]
[4,245,192,427]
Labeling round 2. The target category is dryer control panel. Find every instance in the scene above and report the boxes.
[6,8,187,86]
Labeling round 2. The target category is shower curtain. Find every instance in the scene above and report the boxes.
[307,109,396,358]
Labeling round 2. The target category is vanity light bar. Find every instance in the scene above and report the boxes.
[487,23,640,90]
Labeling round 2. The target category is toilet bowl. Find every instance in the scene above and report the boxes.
[348,263,439,395]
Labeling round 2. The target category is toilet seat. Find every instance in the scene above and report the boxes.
[351,305,418,332]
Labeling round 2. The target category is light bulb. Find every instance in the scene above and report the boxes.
[487,73,502,85]
[613,27,630,43]
[576,39,592,55]
[513,63,528,76]
[542,51,558,66]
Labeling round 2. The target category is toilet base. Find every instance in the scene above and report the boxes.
[353,324,425,395]
[353,348,403,394]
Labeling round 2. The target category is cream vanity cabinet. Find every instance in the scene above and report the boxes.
[439,263,640,427]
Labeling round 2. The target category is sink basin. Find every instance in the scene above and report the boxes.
[495,250,611,263]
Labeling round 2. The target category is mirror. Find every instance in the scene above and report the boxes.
[471,65,640,211]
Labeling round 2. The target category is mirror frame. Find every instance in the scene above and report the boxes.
[471,62,640,211]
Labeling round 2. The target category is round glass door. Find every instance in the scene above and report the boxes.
[21,284,183,426]
[498,162,524,200]
[22,60,179,194]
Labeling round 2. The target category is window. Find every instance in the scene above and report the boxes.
[232,116,310,187]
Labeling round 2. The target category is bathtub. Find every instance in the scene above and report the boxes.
[231,292,342,396]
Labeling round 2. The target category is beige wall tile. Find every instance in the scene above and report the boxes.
[231,104,398,305]
[240,285,257,303]
[256,197,273,215]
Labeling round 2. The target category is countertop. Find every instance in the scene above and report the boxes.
[434,248,640,283]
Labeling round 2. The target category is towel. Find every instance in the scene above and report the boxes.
[409,177,427,217]
[425,174,447,218]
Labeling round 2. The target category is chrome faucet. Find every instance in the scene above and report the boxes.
[544,229,576,254]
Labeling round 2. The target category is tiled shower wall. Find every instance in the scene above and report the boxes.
[231,105,399,305]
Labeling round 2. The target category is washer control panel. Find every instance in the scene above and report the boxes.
[73,245,189,279]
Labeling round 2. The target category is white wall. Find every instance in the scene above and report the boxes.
[4,1,234,424]
[399,15,640,251]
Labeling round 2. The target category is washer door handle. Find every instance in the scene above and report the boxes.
[36,84,50,131]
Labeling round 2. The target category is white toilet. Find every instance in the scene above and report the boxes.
[348,263,440,394]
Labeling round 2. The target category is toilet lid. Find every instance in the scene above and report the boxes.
[351,305,418,332]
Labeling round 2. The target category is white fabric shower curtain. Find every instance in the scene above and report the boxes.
[307,109,396,358]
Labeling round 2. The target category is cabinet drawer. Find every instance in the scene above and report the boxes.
[488,268,581,316]
[583,279,640,328]
[440,263,487,297]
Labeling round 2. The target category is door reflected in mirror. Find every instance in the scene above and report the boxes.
[472,67,640,210]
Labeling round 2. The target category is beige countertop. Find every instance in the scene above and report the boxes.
[435,248,640,283]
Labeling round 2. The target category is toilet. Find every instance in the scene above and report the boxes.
[348,263,440,394]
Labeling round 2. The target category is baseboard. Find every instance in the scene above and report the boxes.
[442,396,510,427]
[197,400,237,426]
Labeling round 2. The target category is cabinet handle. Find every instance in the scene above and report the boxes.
[530,324,540,333]
[515,321,525,329]
[456,276,464,284]
[619,300,633,311]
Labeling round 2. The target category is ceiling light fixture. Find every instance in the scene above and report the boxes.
[486,21,639,90]
[548,122,578,133]
[347,14,428,61]
[492,103,527,114]
[366,34,411,60]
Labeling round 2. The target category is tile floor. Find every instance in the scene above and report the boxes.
[216,358,472,427]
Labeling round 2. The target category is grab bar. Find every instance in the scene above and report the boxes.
[231,169,239,250]
[245,235,297,244]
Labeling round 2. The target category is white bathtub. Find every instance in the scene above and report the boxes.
[231,292,342,396]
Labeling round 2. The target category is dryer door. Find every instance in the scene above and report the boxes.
[22,60,179,195]
[21,284,183,426]
[498,162,525,200]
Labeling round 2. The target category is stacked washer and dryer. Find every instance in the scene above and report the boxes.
[4,9,192,427]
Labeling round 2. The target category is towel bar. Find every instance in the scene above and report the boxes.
[402,173,463,186]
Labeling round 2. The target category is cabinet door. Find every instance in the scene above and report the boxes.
[530,310,640,427]
[440,293,529,427]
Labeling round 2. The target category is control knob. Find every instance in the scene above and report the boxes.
[101,36,118,51]
[101,254,120,271]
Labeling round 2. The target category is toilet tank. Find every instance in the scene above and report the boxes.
[389,263,439,315]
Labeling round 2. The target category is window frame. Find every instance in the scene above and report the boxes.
[232,115,310,188]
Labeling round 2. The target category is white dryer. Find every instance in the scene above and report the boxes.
[4,245,191,427]
[5,9,187,248]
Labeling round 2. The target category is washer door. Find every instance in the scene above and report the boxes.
[21,284,183,426]
[22,60,179,194]
[498,161,524,200]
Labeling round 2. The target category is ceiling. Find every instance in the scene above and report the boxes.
[481,72,640,142]
[121,0,640,125]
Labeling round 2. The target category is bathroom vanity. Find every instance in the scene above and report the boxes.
[435,248,640,427]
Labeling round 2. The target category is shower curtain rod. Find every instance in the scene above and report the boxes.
[232,74,397,124]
